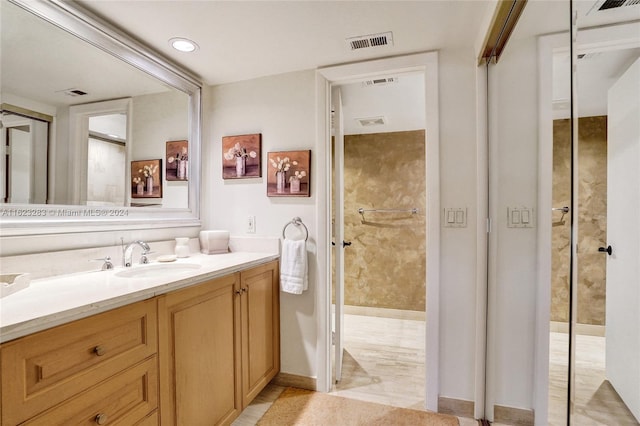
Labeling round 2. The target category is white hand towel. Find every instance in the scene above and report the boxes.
[280,238,308,294]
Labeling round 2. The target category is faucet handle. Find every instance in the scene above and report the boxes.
[91,256,114,271]
[140,252,154,264]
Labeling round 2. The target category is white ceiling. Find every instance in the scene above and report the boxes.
[338,72,425,135]
[76,0,492,86]
[2,0,639,132]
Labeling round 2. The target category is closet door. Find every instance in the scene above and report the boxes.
[604,55,640,423]
[570,8,640,425]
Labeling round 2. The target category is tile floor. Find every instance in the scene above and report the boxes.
[234,315,638,425]
[548,332,638,425]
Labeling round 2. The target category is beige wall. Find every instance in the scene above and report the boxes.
[342,130,426,312]
[552,116,607,325]
[206,47,481,401]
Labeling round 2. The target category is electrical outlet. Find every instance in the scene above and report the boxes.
[247,215,256,233]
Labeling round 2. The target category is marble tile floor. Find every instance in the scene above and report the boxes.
[235,317,638,425]
[233,384,286,426]
[548,332,638,426]
[234,313,476,425]
[330,313,428,410]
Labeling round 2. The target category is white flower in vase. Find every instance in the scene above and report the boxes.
[224,142,256,160]
[289,170,306,182]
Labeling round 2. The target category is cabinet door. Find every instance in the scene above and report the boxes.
[240,260,280,406]
[158,273,242,426]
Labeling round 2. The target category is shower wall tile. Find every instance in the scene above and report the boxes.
[342,130,426,311]
[552,116,607,326]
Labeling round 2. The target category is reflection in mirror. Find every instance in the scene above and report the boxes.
[0,108,49,204]
[546,3,640,425]
[87,113,126,206]
[571,4,640,424]
[484,1,639,424]
[0,0,197,215]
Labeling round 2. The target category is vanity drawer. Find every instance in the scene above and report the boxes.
[1,299,157,425]
[24,356,158,425]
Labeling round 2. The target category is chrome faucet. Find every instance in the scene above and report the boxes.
[122,240,151,267]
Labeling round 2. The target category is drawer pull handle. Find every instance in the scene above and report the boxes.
[93,345,106,356]
[95,413,108,424]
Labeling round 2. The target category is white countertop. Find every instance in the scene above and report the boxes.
[0,251,279,344]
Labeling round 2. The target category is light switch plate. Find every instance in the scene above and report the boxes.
[443,208,467,228]
[507,207,534,228]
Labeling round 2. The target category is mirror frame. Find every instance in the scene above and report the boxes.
[1,0,202,236]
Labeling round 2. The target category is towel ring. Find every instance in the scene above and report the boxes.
[282,217,309,241]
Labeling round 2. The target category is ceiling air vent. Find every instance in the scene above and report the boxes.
[56,88,88,97]
[599,0,640,9]
[362,77,398,87]
[346,32,393,51]
[578,52,602,60]
[356,116,386,127]
[588,0,640,13]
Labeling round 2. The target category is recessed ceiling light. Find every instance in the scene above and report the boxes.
[169,37,199,53]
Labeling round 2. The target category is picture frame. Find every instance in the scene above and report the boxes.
[267,150,311,197]
[166,140,188,181]
[131,159,162,198]
[222,133,262,179]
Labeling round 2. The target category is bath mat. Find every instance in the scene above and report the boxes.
[256,387,459,425]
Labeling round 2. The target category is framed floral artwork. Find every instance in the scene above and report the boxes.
[222,133,261,179]
[131,159,162,198]
[267,150,311,197]
[166,140,188,181]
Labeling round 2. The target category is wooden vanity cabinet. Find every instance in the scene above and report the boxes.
[158,260,280,425]
[0,299,158,425]
[0,260,279,426]
[240,261,281,407]
[158,272,242,425]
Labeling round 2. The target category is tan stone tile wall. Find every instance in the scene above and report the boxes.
[552,116,607,325]
[340,130,426,311]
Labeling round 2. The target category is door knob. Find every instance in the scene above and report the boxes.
[598,245,612,256]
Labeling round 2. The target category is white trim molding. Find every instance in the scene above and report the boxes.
[315,51,440,411]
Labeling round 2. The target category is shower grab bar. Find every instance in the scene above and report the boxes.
[358,207,418,215]
[552,206,570,223]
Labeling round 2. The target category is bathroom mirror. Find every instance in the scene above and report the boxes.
[0,0,201,233]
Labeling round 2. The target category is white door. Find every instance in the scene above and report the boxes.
[605,56,640,422]
[6,126,32,204]
[332,86,345,383]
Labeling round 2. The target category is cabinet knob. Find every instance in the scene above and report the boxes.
[93,345,106,356]
[95,413,108,425]
[234,289,242,295]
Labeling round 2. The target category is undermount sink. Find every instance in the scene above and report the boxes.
[0,273,31,298]
[114,263,201,279]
